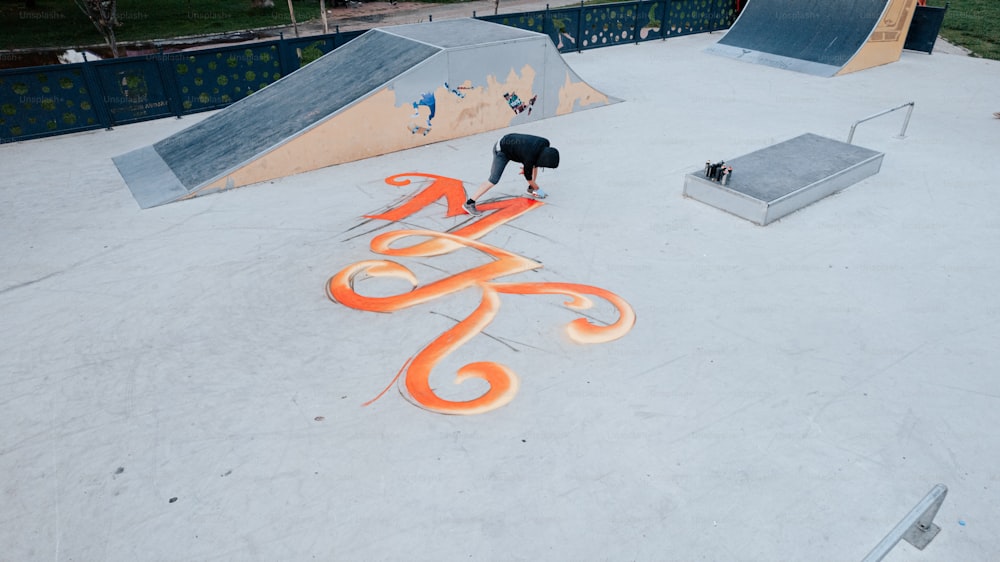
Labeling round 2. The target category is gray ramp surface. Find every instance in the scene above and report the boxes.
[112,146,189,209]
[716,0,886,68]
[153,31,441,190]
[726,133,881,202]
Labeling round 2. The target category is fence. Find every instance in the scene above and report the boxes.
[0,0,736,145]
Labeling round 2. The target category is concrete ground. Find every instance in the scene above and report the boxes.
[2,25,999,562]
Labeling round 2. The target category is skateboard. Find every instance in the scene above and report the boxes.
[408,123,431,136]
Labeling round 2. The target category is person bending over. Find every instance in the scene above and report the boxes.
[463,133,560,216]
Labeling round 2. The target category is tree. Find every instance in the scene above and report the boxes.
[286,0,299,37]
[74,0,120,57]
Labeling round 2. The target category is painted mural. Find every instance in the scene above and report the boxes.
[408,82,474,135]
[327,173,636,415]
[194,61,610,197]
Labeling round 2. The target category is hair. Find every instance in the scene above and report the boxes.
[538,147,560,168]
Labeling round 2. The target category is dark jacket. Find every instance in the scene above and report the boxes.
[500,134,560,181]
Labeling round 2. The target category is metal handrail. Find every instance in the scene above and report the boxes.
[861,484,948,562]
[847,101,915,144]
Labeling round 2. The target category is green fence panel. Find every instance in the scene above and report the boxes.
[169,42,283,114]
[0,65,102,142]
[635,1,670,42]
[663,0,734,37]
[580,3,639,49]
[91,58,174,125]
[0,1,737,143]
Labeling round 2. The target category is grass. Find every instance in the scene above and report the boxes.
[1,0,322,50]
[927,0,1000,59]
[1,0,998,61]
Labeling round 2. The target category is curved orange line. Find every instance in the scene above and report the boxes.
[364,173,544,256]
[329,173,637,415]
[362,355,412,407]
[493,281,636,344]
[326,260,418,313]
[327,230,541,312]
[400,284,519,415]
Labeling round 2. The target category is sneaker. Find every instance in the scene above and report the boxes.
[527,187,548,199]
[462,200,483,216]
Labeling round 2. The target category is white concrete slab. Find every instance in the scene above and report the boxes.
[2,31,999,561]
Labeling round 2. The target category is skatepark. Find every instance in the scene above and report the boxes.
[2,5,1000,561]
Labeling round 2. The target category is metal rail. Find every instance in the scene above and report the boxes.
[847,101,915,144]
[861,484,948,562]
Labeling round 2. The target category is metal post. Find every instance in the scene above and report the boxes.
[153,50,184,119]
[632,0,640,44]
[898,103,914,139]
[80,54,115,131]
[658,0,668,41]
[861,484,948,562]
[847,101,915,144]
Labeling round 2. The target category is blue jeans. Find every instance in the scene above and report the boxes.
[488,138,510,185]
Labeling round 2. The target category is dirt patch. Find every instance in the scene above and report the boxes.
[278,0,535,35]
[322,2,432,31]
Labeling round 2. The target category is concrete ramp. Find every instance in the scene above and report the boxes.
[114,19,617,208]
[705,0,917,77]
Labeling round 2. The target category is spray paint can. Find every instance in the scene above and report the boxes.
[712,161,725,181]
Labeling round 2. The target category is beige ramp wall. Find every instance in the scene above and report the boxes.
[838,0,918,75]
[194,62,609,197]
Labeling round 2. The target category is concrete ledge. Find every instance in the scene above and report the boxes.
[683,133,884,225]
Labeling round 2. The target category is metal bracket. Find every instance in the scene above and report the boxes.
[862,484,948,562]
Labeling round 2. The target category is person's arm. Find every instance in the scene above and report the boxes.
[525,169,541,190]
[522,151,540,187]
[522,137,551,187]
[523,162,538,187]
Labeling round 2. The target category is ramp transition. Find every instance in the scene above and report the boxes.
[113,19,617,208]
[705,0,918,77]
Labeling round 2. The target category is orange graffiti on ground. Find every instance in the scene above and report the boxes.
[328,173,635,415]
[365,173,544,256]
[327,230,541,313]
